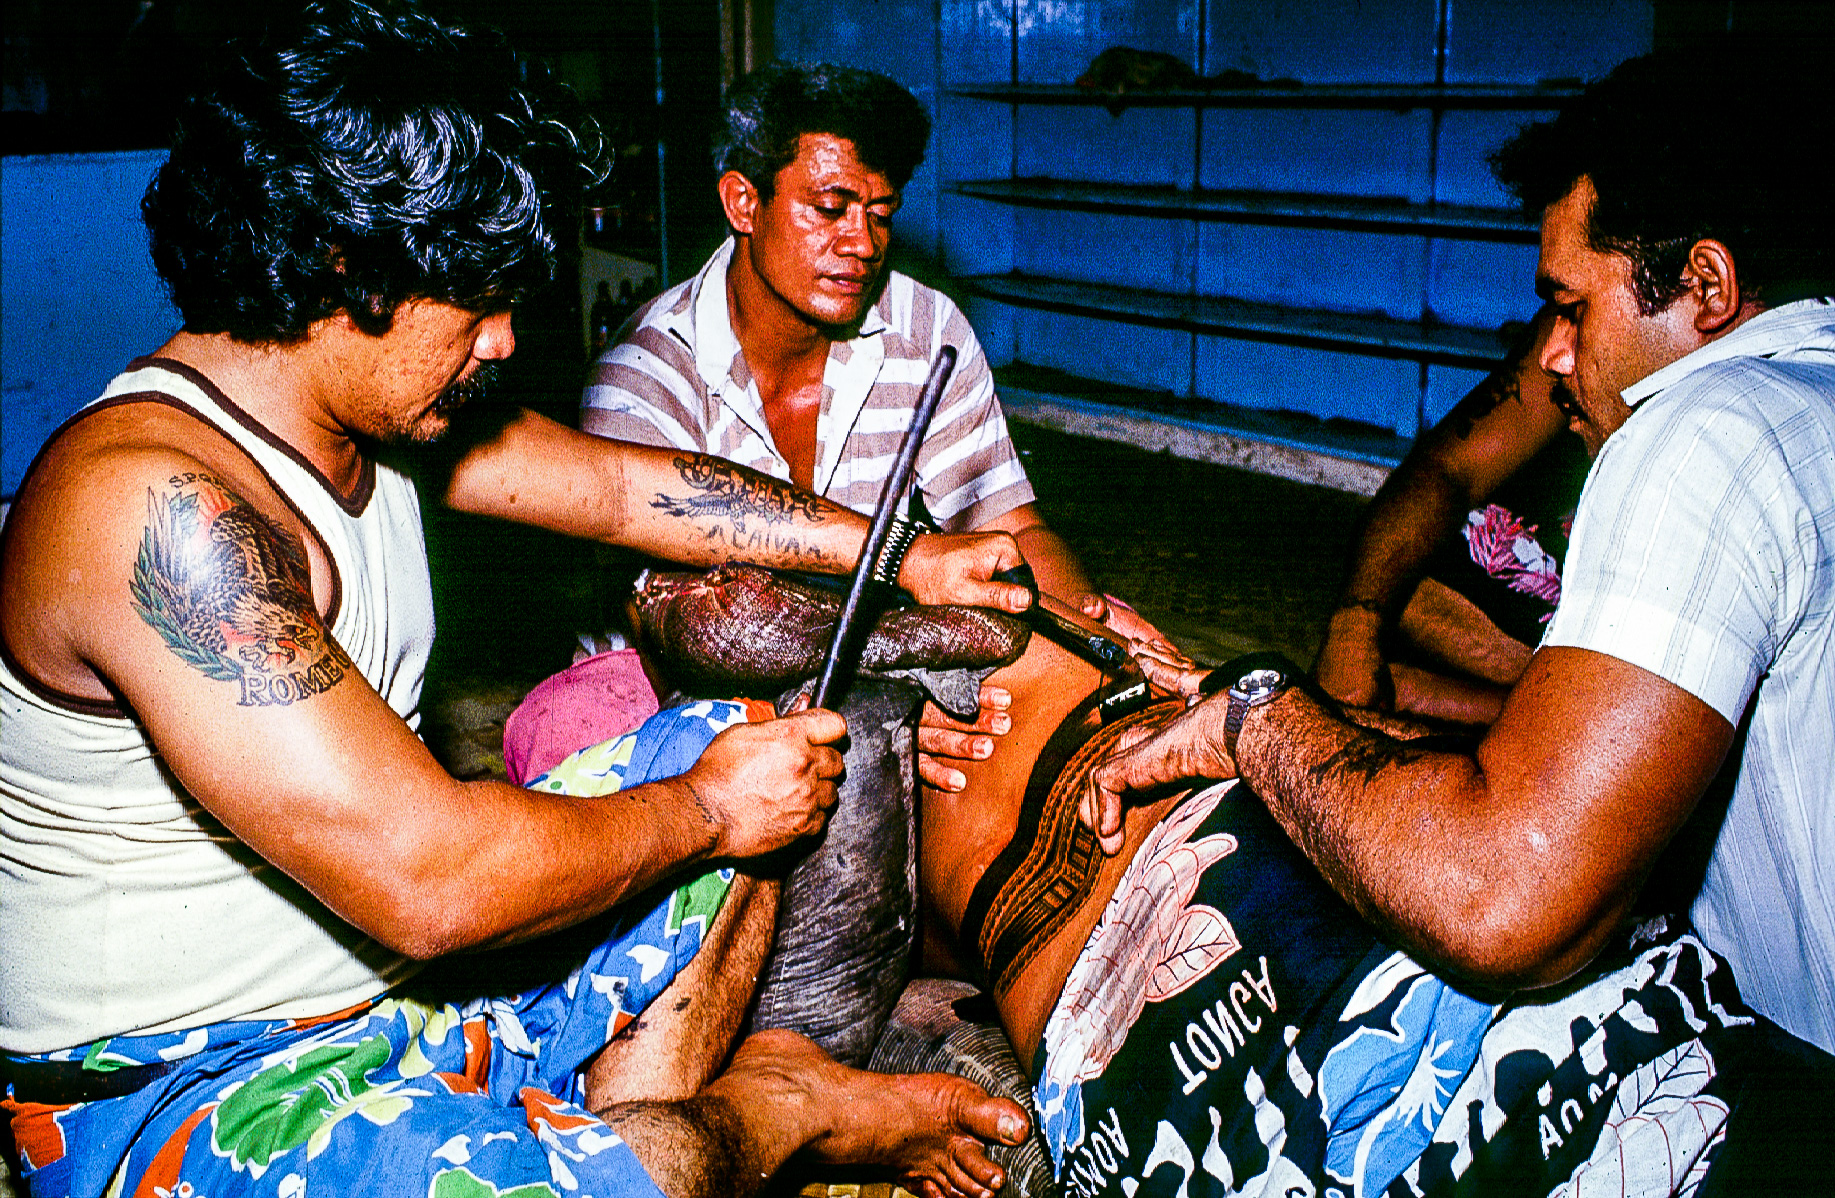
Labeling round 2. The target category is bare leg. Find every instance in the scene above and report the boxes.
[1398,578,1534,686]
[584,873,778,1107]
[600,1029,1029,1198]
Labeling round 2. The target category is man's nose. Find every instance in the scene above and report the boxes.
[477,310,517,360]
[1539,316,1576,377]
[835,207,883,260]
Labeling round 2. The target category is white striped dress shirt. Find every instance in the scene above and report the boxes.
[1544,297,1835,1051]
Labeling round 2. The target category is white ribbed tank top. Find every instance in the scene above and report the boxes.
[1,360,434,1053]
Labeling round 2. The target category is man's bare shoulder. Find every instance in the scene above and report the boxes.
[2,404,326,702]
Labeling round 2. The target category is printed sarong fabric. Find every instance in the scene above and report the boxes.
[1033,781,1809,1198]
[3,699,765,1198]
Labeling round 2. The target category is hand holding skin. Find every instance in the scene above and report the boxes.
[678,709,848,859]
[898,531,1033,612]
[1131,647,1209,700]
[916,683,1012,792]
[1082,696,1239,855]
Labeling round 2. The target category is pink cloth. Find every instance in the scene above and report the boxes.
[502,649,661,785]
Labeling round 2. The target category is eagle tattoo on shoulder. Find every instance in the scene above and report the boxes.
[130,472,352,707]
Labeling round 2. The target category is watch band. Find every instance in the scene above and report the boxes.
[1202,650,1300,757]
[869,515,930,590]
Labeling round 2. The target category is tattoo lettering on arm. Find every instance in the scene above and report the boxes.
[651,455,832,534]
[130,472,352,707]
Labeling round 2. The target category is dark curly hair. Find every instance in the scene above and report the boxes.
[143,0,609,342]
[713,61,930,197]
[1492,44,1835,315]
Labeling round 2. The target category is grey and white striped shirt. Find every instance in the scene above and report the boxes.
[1544,297,1835,1052]
[581,240,1034,532]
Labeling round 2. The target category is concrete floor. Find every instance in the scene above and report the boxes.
[419,421,1369,777]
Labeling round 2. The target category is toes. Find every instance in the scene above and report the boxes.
[954,1087,1030,1147]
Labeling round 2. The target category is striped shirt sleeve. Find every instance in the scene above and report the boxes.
[912,298,1035,531]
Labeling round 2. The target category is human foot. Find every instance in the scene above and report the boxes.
[726,1029,1030,1198]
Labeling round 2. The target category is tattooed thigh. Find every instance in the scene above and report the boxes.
[959,698,1185,994]
[130,471,351,707]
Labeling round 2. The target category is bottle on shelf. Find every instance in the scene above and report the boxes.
[589,280,617,359]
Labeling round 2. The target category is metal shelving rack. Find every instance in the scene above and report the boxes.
[947,81,1573,491]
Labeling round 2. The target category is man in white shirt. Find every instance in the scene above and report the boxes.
[1087,46,1835,1055]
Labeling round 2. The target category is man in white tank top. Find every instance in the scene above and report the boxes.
[0,4,1039,1195]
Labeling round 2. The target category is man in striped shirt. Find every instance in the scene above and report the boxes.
[581,62,1167,792]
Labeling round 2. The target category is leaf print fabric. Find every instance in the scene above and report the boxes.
[1,701,759,1198]
[1028,783,1824,1198]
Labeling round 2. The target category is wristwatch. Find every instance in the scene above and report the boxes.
[1199,651,1297,758]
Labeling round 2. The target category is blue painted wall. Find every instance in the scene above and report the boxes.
[2,151,179,498]
[777,0,1653,438]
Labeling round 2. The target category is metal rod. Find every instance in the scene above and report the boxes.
[811,345,959,709]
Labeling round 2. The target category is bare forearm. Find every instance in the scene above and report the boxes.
[340,775,721,958]
[1012,523,1095,603]
[1234,689,1600,988]
[1339,457,1472,618]
[444,409,867,572]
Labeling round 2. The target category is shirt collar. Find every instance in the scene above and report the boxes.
[677,239,745,398]
[1622,296,1835,407]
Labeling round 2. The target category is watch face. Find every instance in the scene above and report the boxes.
[1234,667,1286,702]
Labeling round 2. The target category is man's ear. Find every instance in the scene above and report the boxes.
[1683,239,1744,334]
[718,170,760,236]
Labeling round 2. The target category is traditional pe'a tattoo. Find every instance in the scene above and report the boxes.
[650,455,829,534]
[130,473,351,707]
[961,698,1185,994]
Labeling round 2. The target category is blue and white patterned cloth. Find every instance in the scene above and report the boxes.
[2,701,756,1198]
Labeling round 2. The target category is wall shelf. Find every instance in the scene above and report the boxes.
[952,179,1536,241]
[993,363,1406,495]
[945,67,1563,475]
[947,82,1579,111]
[963,274,1506,368]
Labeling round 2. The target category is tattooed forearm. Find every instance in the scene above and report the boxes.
[1309,735,1431,786]
[695,525,842,569]
[130,472,348,707]
[650,455,833,534]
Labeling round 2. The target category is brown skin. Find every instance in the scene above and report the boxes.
[919,634,1191,1066]
[604,1029,1029,1198]
[1,302,1037,1193]
[1314,306,1566,726]
[718,132,1170,788]
[1086,175,1765,991]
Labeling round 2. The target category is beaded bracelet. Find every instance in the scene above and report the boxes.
[869,515,929,590]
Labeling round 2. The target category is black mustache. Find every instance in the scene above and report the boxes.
[434,362,500,414]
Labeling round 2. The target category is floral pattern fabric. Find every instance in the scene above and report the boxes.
[3,701,760,1198]
[1032,783,1804,1198]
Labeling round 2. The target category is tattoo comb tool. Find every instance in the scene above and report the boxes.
[991,563,1150,722]
[991,563,1130,673]
[810,346,958,710]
